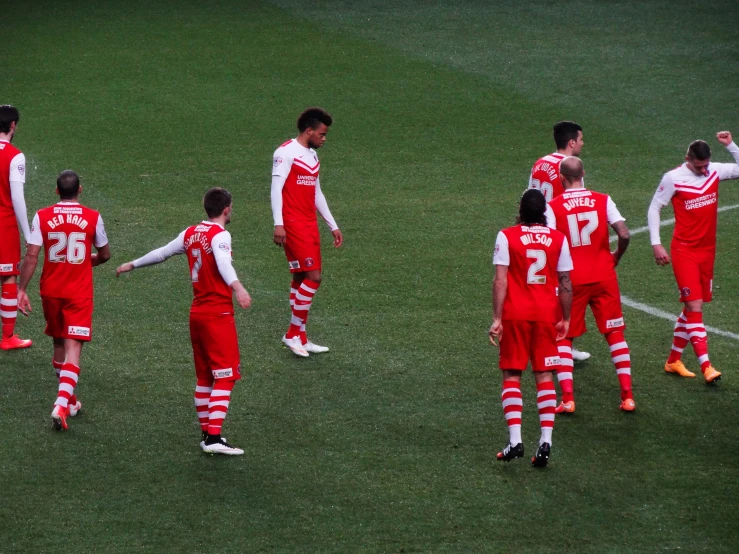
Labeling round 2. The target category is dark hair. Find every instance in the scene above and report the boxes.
[297,108,332,133]
[57,170,80,200]
[687,140,711,161]
[553,121,582,150]
[519,189,548,226]
[204,187,232,218]
[0,105,20,134]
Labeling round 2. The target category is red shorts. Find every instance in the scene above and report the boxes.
[41,296,94,341]
[671,246,714,303]
[499,319,561,372]
[568,277,625,338]
[189,312,242,383]
[0,223,21,276]
[284,223,321,274]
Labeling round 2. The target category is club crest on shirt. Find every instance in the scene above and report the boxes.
[304,257,314,268]
[219,242,230,253]
[18,164,25,176]
[681,287,691,297]
[274,156,283,167]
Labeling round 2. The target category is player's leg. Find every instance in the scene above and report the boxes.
[687,253,719,383]
[591,278,635,410]
[531,321,559,467]
[51,338,84,431]
[0,274,32,350]
[199,314,244,455]
[555,284,588,413]
[50,337,81,416]
[496,320,527,462]
[190,314,214,443]
[665,247,700,378]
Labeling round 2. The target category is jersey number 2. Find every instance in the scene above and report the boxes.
[526,249,547,284]
[567,211,598,247]
[48,232,86,264]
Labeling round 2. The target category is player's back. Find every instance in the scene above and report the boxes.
[0,140,23,221]
[499,224,567,322]
[528,153,565,201]
[183,221,234,314]
[35,202,101,299]
[548,189,615,285]
[273,139,320,224]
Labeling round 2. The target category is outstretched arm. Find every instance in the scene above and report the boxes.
[116,231,186,276]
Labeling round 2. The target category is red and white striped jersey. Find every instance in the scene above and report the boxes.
[493,224,573,322]
[0,140,25,225]
[547,189,624,285]
[528,153,566,201]
[652,143,739,250]
[28,202,108,299]
[183,222,235,314]
[272,139,322,225]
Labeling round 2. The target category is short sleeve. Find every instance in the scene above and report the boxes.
[545,204,556,229]
[272,149,291,178]
[9,153,26,184]
[493,231,510,266]
[652,174,675,207]
[606,196,625,224]
[94,214,109,248]
[28,213,42,246]
[556,238,574,272]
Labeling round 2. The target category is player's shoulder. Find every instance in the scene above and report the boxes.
[274,138,298,155]
[0,141,22,156]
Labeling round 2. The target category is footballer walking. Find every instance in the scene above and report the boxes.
[271,108,343,358]
[17,171,110,430]
[648,131,739,384]
[490,189,573,468]
[0,105,33,351]
[546,157,635,412]
[117,188,251,455]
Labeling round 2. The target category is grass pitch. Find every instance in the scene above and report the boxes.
[1,1,738,552]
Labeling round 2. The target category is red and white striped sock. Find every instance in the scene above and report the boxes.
[667,310,689,364]
[556,339,574,403]
[289,280,299,308]
[502,380,523,445]
[286,279,320,339]
[1,282,18,339]
[536,380,557,445]
[54,363,80,409]
[606,330,633,401]
[685,311,711,373]
[53,360,77,405]
[207,380,235,436]
[194,379,212,433]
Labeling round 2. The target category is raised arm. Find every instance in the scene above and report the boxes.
[714,132,739,180]
[115,230,186,276]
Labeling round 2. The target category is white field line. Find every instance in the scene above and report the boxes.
[611,203,739,341]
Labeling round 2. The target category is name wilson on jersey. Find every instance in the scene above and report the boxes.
[519,226,553,247]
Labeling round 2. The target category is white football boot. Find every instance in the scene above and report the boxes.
[303,340,329,354]
[572,348,591,361]
[68,400,82,417]
[202,438,244,456]
[282,335,309,357]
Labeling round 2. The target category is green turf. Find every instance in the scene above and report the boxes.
[1,1,738,552]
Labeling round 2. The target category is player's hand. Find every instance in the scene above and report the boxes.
[611,250,622,267]
[332,229,343,248]
[116,262,134,276]
[273,225,287,247]
[555,319,570,342]
[489,319,503,346]
[717,131,733,146]
[652,244,671,266]
[17,290,31,317]
[235,288,252,310]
